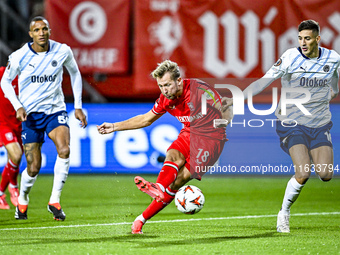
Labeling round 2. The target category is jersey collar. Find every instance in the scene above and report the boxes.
[297,47,322,60]
[28,41,51,54]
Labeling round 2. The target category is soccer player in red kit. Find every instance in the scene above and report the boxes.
[0,66,22,209]
[97,60,232,234]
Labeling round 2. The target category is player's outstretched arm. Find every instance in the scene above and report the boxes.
[97,122,114,134]
[75,109,87,128]
[97,110,161,135]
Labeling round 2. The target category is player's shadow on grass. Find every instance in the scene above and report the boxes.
[129,232,277,247]
[2,232,276,247]
[2,235,159,246]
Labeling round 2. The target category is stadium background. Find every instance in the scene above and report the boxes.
[0,0,339,176]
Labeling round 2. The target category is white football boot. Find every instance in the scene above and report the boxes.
[277,210,290,233]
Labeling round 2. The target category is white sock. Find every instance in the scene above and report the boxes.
[156,183,165,192]
[281,176,304,214]
[9,183,18,188]
[136,214,146,224]
[49,156,70,204]
[18,169,38,205]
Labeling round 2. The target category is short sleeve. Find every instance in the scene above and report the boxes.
[152,97,166,115]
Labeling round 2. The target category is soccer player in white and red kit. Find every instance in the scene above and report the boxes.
[97,60,233,234]
[0,66,22,209]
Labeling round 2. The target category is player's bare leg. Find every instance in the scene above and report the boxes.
[277,144,311,233]
[169,166,192,190]
[132,167,191,234]
[47,125,70,221]
[5,142,22,166]
[16,142,42,219]
[310,146,333,181]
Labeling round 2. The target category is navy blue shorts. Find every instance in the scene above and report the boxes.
[21,111,69,144]
[276,121,333,155]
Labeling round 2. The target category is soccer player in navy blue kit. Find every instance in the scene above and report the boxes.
[1,16,87,220]
[242,20,339,232]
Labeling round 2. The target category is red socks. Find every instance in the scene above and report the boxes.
[142,187,178,220]
[156,161,179,191]
[0,160,19,192]
[8,160,19,186]
[141,161,180,220]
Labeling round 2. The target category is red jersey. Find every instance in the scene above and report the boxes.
[152,78,226,140]
[0,66,21,130]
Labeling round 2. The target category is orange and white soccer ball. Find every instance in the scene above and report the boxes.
[175,185,205,214]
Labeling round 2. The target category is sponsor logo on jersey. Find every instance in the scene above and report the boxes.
[299,77,327,87]
[31,74,57,83]
[176,116,190,122]
[176,113,204,123]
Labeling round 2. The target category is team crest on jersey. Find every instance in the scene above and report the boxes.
[51,60,58,67]
[323,65,330,72]
[5,132,13,141]
[274,58,282,66]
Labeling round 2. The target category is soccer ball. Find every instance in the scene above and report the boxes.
[175,185,205,214]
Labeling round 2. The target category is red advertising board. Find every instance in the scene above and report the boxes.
[43,0,340,101]
[134,0,340,97]
[45,0,130,74]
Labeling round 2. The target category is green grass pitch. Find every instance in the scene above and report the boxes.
[0,175,339,254]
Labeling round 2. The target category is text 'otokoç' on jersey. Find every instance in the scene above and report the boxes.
[31,74,57,83]
[299,77,327,87]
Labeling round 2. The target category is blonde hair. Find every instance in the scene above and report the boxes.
[151,60,180,81]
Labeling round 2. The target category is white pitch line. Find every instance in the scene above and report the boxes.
[1,211,339,231]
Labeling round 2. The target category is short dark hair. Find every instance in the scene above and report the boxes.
[298,20,320,35]
[29,16,49,30]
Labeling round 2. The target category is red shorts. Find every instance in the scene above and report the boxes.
[168,130,226,180]
[0,125,22,148]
